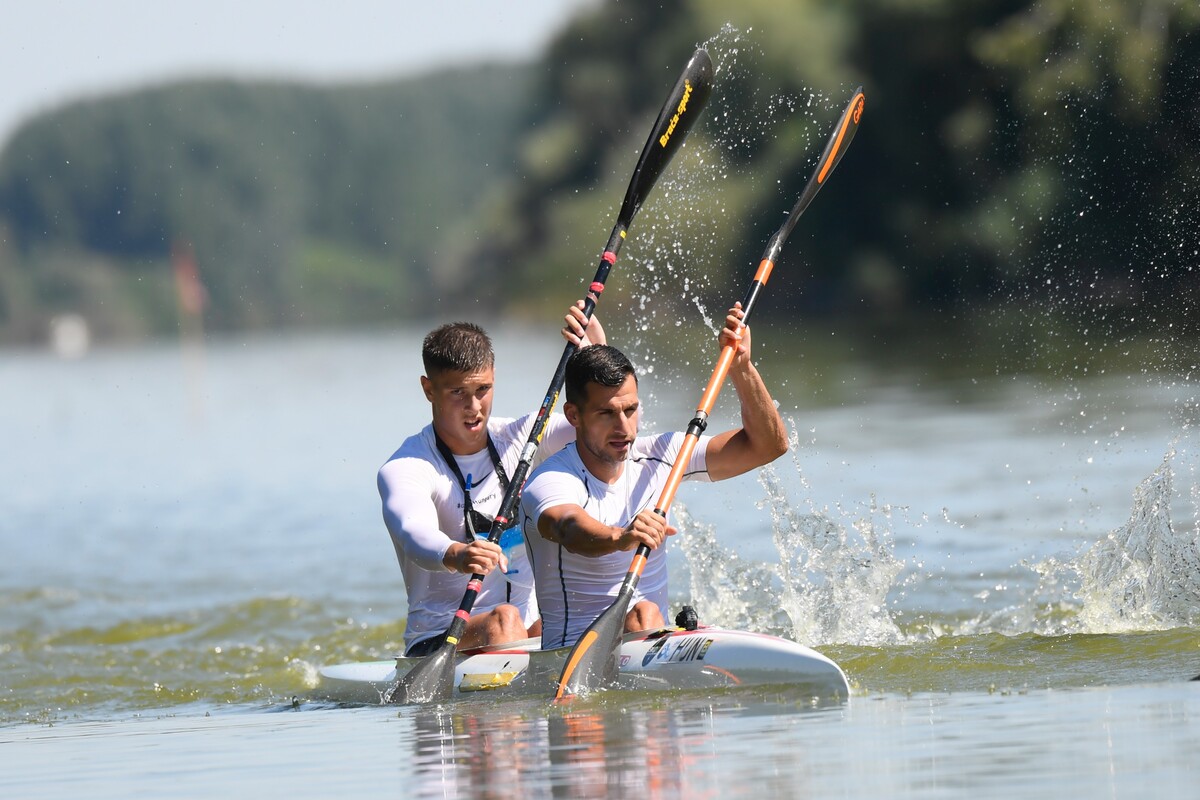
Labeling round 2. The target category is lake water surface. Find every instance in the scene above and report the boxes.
[3,325,1199,797]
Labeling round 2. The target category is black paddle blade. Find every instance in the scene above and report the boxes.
[774,86,865,249]
[616,47,715,226]
[554,585,635,701]
[383,642,456,705]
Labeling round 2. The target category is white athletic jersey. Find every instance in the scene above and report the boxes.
[520,432,711,649]
[379,413,576,650]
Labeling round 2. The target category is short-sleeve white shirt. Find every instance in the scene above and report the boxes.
[520,432,710,648]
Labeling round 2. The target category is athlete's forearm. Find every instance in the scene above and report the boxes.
[730,360,788,466]
[538,507,623,556]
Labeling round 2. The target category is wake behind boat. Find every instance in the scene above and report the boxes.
[317,626,850,704]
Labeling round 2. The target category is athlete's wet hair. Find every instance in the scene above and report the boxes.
[422,322,494,376]
[565,345,637,406]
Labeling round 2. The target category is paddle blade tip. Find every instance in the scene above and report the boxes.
[553,611,627,700]
[382,645,457,705]
[617,46,717,225]
[689,47,714,85]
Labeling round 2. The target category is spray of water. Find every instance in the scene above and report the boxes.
[1027,440,1200,634]
[675,422,906,648]
[761,463,906,647]
[677,421,1200,647]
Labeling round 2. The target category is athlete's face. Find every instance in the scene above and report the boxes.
[566,374,639,476]
[422,367,495,455]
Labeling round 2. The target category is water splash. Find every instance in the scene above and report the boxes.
[762,472,905,647]
[676,422,905,648]
[673,504,789,635]
[1032,442,1200,634]
[677,418,1200,648]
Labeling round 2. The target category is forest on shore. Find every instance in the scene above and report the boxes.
[1,0,1198,347]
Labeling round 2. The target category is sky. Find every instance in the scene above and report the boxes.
[0,0,598,146]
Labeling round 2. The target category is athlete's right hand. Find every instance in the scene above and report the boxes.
[445,539,507,575]
[617,510,676,551]
[720,302,752,368]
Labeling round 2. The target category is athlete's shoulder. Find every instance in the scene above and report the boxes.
[378,426,439,480]
[487,414,523,449]
[630,431,682,461]
[384,424,437,460]
[534,439,581,472]
[524,444,584,493]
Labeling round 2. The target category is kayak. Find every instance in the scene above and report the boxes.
[317,626,850,704]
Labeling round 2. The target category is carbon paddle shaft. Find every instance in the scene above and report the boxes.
[384,49,714,704]
[555,86,866,701]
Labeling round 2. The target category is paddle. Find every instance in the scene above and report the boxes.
[383,48,715,705]
[554,85,866,701]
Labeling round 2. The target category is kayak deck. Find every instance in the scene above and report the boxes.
[317,626,849,704]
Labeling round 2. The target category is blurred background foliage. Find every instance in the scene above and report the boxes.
[1,0,1198,345]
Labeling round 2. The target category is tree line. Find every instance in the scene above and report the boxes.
[1,0,1198,346]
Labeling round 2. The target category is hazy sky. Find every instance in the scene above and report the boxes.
[0,0,597,145]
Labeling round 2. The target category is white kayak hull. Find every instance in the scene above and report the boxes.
[317,627,849,703]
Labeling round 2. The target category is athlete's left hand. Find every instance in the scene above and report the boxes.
[563,300,606,348]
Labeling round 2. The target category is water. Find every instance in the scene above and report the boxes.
[3,327,1200,797]
[5,688,1198,798]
